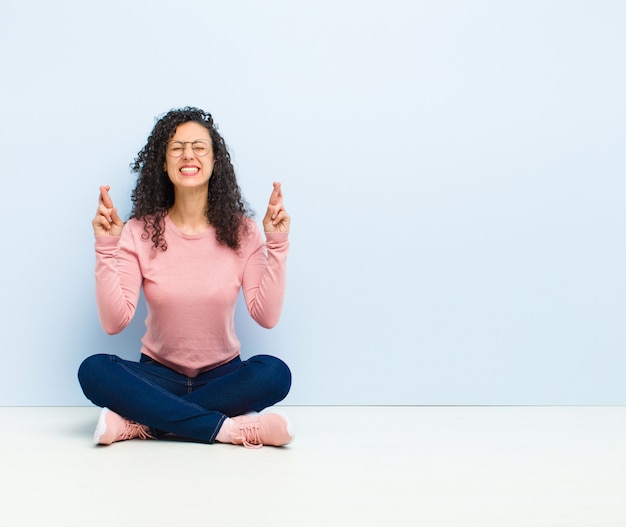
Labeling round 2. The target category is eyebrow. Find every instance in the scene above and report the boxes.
[169,139,211,143]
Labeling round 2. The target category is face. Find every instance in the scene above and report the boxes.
[164,121,215,191]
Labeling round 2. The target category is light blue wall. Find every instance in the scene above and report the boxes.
[1,0,624,405]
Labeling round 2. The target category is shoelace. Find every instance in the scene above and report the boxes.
[118,421,153,442]
[235,424,264,449]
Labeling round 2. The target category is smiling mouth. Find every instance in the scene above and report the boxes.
[180,167,200,175]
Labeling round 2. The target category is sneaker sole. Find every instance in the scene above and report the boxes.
[93,407,111,445]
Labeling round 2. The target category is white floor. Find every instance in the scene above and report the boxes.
[0,406,625,527]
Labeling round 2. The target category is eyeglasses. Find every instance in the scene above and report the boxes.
[166,140,212,158]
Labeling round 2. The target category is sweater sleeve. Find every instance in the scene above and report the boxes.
[94,227,143,335]
[241,225,289,329]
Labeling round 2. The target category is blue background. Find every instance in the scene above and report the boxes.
[1,0,624,405]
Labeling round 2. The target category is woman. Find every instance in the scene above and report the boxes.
[78,107,293,449]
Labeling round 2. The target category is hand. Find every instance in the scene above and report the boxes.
[263,181,290,233]
[92,185,124,237]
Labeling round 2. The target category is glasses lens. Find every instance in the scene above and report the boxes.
[167,143,184,157]
[167,141,211,157]
[192,143,210,156]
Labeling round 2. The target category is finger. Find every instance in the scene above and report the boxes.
[94,212,111,231]
[100,185,114,209]
[269,181,283,206]
[272,204,290,223]
[272,210,288,225]
[110,207,124,227]
[98,203,113,223]
[270,203,284,221]
[263,201,280,222]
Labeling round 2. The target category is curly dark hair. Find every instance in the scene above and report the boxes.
[129,107,252,251]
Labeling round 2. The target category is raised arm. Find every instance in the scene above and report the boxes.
[92,186,141,334]
[244,183,290,328]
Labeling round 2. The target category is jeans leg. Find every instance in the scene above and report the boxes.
[184,354,292,417]
[78,354,226,443]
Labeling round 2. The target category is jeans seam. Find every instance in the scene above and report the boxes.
[131,362,190,388]
[210,414,228,443]
[116,359,211,415]
[113,358,227,443]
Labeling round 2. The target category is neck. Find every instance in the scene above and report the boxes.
[168,188,210,234]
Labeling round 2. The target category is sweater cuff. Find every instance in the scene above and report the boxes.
[94,236,121,253]
[264,231,289,246]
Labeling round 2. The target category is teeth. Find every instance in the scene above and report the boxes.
[180,167,199,173]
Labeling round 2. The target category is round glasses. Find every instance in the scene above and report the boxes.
[166,140,212,158]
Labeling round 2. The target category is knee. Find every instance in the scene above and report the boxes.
[77,354,114,400]
[254,355,292,399]
[78,353,109,382]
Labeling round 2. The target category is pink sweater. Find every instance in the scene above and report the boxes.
[95,216,289,377]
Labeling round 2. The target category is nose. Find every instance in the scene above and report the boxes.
[182,143,196,159]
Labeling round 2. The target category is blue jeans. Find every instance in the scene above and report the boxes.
[77,353,291,443]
